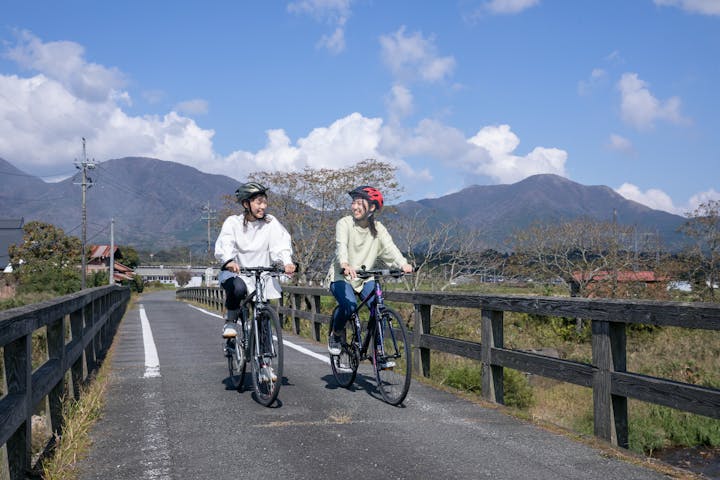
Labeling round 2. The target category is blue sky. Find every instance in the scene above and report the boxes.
[1,0,718,215]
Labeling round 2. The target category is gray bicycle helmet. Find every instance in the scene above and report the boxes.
[235,182,268,204]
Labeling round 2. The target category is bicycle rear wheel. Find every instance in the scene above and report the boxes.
[226,335,246,390]
[250,306,283,406]
[373,307,412,405]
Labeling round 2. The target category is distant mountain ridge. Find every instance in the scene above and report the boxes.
[0,156,688,252]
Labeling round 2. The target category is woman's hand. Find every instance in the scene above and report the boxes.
[401,263,413,274]
[341,263,357,279]
[284,263,296,275]
[225,260,240,273]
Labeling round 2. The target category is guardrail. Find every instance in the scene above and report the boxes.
[0,285,130,480]
[177,285,720,449]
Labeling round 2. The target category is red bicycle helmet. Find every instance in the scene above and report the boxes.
[348,185,384,211]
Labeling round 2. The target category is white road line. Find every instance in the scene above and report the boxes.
[139,304,161,378]
[188,303,330,364]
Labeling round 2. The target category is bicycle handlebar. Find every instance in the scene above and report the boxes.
[238,265,286,276]
[356,266,407,279]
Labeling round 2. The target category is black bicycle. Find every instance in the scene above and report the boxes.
[225,266,284,406]
[330,268,412,405]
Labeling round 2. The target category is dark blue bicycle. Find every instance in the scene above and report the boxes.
[330,268,411,405]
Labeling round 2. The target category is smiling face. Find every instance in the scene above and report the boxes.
[350,196,375,221]
[244,194,268,220]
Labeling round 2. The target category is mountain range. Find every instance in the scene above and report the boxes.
[0,156,688,253]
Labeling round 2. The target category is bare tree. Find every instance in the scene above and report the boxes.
[680,200,720,301]
[218,160,402,284]
[511,217,658,298]
[174,269,193,287]
[393,212,504,291]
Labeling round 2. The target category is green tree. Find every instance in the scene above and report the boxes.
[680,200,720,301]
[9,221,82,294]
[120,245,140,268]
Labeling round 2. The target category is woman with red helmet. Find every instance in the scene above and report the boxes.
[325,186,413,355]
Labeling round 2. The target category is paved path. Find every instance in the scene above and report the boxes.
[77,290,673,480]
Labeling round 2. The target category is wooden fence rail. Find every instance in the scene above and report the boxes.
[0,285,130,480]
[177,285,720,449]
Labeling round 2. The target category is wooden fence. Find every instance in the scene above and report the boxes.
[0,285,130,480]
[176,285,720,449]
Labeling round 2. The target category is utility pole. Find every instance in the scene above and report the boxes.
[109,218,115,285]
[74,138,95,290]
[201,201,217,264]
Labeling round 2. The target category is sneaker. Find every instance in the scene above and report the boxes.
[222,322,238,338]
[259,365,277,383]
[378,359,396,370]
[328,334,342,355]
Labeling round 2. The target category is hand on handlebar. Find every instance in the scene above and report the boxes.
[225,260,240,273]
[284,263,296,275]
[401,263,413,274]
[341,263,357,279]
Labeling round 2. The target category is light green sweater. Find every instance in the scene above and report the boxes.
[326,215,408,291]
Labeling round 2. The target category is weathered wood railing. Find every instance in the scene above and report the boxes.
[0,285,130,480]
[177,285,720,449]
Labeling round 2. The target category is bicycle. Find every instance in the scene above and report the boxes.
[329,267,412,405]
[224,266,285,406]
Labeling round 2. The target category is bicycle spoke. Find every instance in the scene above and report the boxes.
[374,307,412,405]
[250,307,283,406]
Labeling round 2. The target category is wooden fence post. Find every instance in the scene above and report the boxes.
[47,316,65,433]
[481,309,504,404]
[413,304,431,377]
[592,320,628,448]
[4,334,31,480]
[292,294,302,334]
[311,295,322,342]
[69,309,84,400]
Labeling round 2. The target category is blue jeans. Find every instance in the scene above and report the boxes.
[330,280,376,334]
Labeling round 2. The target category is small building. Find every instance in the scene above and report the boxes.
[134,265,218,288]
[88,245,135,283]
[0,218,24,274]
[571,270,670,298]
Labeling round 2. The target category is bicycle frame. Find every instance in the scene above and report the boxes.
[348,273,396,361]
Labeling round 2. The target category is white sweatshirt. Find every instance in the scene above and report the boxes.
[214,214,293,299]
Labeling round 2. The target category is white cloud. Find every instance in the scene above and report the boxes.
[288,0,352,54]
[483,0,540,14]
[654,0,720,15]
[617,72,688,130]
[616,183,680,213]
[379,27,456,84]
[577,68,606,96]
[607,133,634,154]
[687,189,720,212]
[386,84,414,122]
[4,30,126,103]
[467,124,567,183]
[174,99,209,115]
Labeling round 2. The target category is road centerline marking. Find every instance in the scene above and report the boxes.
[139,304,161,378]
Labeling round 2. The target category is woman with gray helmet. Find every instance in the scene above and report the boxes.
[215,182,296,349]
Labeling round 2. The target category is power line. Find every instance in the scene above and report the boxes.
[201,201,217,262]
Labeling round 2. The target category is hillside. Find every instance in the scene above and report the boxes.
[0,157,688,252]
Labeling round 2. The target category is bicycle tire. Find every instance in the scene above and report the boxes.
[329,306,360,387]
[250,306,283,406]
[373,307,412,405]
[226,336,247,391]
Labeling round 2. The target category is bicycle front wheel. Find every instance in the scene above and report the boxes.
[250,306,283,406]
[373,307,412,405]
[226,336,246,391]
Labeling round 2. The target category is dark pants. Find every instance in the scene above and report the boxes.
[221,276,248,311]
[330,280,376,334]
